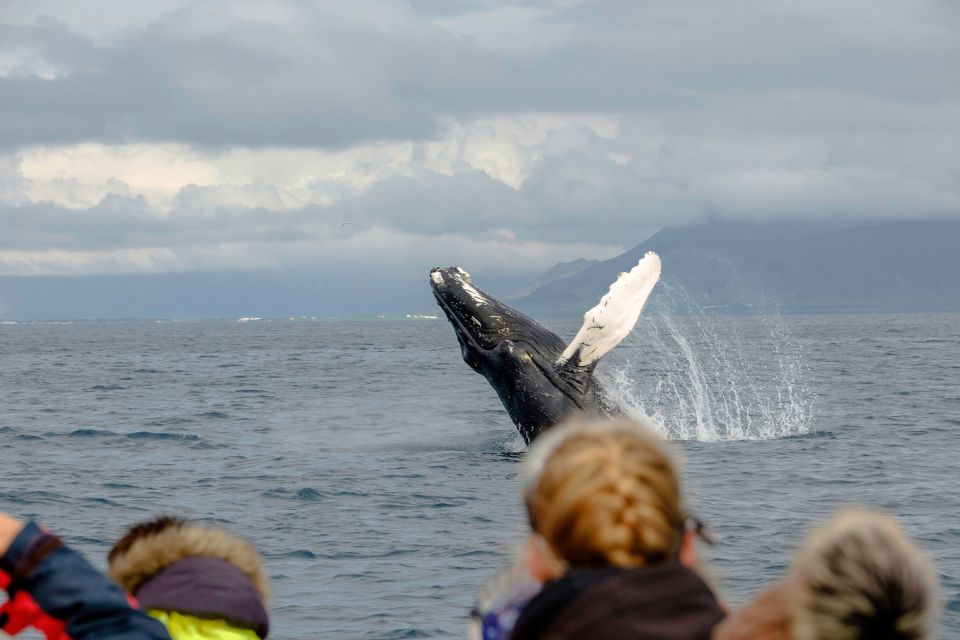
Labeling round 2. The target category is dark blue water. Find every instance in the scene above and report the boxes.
[1,314,958,637]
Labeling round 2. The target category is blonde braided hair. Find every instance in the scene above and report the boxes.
[524,419,684,570]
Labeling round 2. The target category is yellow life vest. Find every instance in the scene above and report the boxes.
[148,610,261,640]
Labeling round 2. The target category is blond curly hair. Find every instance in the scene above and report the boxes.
[523,418,684,570]
[790,509,940,640]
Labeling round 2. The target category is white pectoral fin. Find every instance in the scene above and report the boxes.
[558,251,661,367]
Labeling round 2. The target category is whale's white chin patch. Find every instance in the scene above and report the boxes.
[558,251,662,367]
[430,271,444,285]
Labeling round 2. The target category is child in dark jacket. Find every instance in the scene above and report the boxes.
[0,512,171,640]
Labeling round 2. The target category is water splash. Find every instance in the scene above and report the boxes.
[502,433,527,454]
[598,288,812,441]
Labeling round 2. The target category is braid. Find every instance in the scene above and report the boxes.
[527,422,684,570]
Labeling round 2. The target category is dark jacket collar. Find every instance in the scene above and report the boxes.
[135,556,269,639]
[511,562,724,640]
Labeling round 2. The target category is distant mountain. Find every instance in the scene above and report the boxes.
[506,257,598,300]
[514,220,960,315]
[3,220,958,320]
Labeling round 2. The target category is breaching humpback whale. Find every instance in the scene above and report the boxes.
[430,252,661,444]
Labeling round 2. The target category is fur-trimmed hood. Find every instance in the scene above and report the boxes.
[108,522,270,604]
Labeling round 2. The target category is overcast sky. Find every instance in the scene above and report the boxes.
[2,0,958,281]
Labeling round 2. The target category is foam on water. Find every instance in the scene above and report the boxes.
[598,298,812,441]
[502,433,527,454]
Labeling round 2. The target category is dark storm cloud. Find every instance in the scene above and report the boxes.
[0,3,499,149]
[3,0,958,150]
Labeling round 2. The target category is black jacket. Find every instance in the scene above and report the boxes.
[511,562,725,640]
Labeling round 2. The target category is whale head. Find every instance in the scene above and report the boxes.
[429,267,563,366]
[430,266,605,443]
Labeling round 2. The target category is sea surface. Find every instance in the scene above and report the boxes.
[1,313,958,638]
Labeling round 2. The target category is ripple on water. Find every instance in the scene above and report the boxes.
[83,496,124,507]
[126,431,200,441]
[295,487,325,501]
[0,490,68,505]
[453,549,498,558]
[143,417,195,427]
[188,440,222,450]
[69,429,117,437]
[332,490,370,497]
[197,411,230,419]
[67,536,107,546]
[383,629,432,638]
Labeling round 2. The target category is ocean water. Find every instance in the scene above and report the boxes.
[0,313,958,638]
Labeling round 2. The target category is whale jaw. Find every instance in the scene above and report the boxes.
[429,267,566,358]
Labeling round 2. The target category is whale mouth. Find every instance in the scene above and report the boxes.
[429,267,502,355]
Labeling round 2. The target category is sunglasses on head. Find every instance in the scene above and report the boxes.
[684,513,716,545]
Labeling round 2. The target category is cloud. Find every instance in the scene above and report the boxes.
[0,2,491,149]
[5,112,625,215]
[0,223,624,277]
[2,0,958,150]
[1,0,958,287]
[2,102,958,276]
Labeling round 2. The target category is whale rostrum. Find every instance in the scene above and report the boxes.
[430,252,661,444]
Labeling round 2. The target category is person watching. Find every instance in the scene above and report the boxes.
[473,418,725,640]
[0,512,171,640]
[108,517,270,640]
[714,508,940,640]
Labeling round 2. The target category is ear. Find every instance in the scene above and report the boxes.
[679,530,699,568]
[525,535,561,583]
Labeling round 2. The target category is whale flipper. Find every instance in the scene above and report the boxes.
[558,251,661,367]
